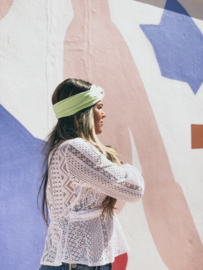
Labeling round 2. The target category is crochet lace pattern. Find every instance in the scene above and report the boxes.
[40,138,145,266]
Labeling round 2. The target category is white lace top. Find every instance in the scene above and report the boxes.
[40,137,145,267]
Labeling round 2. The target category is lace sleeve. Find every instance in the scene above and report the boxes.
[65,138,145,203]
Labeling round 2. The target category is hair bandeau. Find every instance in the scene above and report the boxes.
[53,84,105,119]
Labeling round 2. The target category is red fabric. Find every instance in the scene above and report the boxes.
[112,253,128,270]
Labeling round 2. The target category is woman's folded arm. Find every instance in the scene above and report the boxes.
[64,138,145,203]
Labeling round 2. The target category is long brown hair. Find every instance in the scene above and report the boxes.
[37,78,122,227]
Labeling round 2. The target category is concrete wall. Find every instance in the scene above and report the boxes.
[0,0,203,269]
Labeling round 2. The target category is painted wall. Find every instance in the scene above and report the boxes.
[0,0,203,270]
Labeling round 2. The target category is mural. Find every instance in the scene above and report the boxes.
[0,0,202,270]
[140,0,203,94]
[0,105,47,270]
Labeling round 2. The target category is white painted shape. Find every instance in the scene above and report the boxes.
[128,126,142,174]
[109,0,203,252]
[118,201,169,270]
[45,0,74,133]
[0,0,73,140]
[193,16,203,33]
[116,127,169,270]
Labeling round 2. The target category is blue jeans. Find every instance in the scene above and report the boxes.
[39,262,113,270]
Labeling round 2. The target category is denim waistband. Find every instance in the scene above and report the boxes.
[61,262,113,270]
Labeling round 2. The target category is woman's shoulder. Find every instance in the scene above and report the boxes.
[48,138,86,160]
[48,138,101,162]
[59,137,90,150]
[60,138,101,156]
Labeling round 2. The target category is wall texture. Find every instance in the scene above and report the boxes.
[0,0,203,270]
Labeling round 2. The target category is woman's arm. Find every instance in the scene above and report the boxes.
[64,138,145,203]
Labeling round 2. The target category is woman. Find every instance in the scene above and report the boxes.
[38,78,145,270]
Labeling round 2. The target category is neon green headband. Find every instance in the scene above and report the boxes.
[53,84,105,119]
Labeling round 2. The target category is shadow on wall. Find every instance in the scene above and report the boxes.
[133,0,203,20]
[0,105,47,270]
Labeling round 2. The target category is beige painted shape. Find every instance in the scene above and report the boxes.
[108,1,203,269]
[64,1,203,269]
[0,0,14,20]
[118,201,169,270]
[117,127,169,270]
[115,127,142,214]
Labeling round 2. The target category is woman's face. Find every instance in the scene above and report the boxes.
[93,99,106,134]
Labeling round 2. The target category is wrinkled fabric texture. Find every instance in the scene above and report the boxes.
[40,138,145,267]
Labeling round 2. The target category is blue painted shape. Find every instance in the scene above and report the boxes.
[140,0,203,94]
[0,105,48,270]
